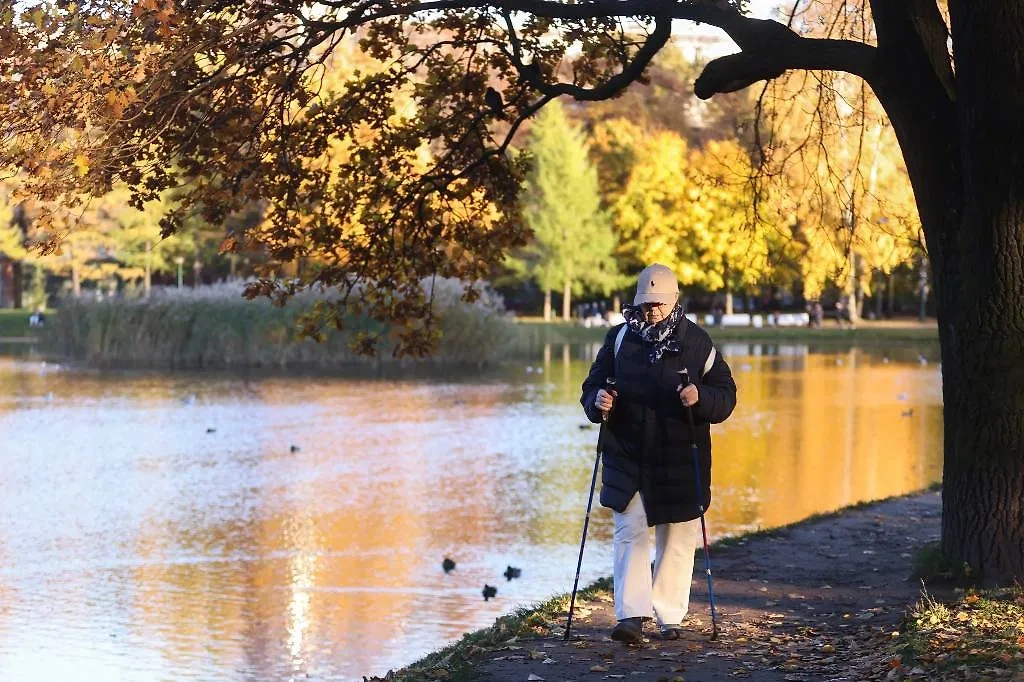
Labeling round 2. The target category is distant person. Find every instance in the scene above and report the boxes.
[712,303,724,327]
[811,301,824,328]
[834,300,848,329]
[580,263,737,643]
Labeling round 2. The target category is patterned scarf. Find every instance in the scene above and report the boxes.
[621,301,685,364]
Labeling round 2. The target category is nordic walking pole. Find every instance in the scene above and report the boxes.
[565,376,616,641]
[680,369,719,641]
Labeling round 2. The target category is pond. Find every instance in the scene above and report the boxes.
[0,341,943,681]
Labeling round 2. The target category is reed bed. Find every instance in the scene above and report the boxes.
[44,279,518,370]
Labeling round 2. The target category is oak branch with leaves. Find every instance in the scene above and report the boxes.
[4,0,1024,583]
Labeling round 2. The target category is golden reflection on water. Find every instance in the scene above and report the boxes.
[0,343,942,681]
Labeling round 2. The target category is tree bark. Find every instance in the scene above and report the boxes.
[12,261,22,309]
[144,241,152,298]
[887,272,894,318]
[935,0,1024,584]
[543,290,551,321]
[69,242,81,298]
[858,0,1024,582]
[874,270,883,320]
[562,276,571,321]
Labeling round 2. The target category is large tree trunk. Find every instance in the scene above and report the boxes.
[867,0,1024,583]
[543,290,551,322]
[939,310,1024,583]
[938,0,1024,583]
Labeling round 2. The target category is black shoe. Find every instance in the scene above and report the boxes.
[610,617,644,644]
[659,624,682,640]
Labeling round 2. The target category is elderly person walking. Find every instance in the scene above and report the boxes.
[580,263,737,643]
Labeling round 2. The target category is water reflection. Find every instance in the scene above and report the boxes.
[0,341,942,681]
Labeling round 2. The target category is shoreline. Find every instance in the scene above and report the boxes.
[381,487,950,682]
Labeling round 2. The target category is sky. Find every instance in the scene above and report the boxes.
[673,0,788,60]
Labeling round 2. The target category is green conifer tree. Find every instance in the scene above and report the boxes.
[511,101,621,321]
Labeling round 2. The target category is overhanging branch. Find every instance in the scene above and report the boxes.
[502,11,672,101]
[673,8,878,99]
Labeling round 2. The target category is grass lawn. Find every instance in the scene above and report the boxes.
[0,309,33,338]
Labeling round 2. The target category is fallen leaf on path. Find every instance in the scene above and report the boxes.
[527,675,545,681]
[590,665,609,672]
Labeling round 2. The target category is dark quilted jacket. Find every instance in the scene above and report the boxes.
[580,319,737,526]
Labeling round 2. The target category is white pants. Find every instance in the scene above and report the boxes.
[613,493,702,626]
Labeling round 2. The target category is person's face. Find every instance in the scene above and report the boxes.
[641,300,673,324]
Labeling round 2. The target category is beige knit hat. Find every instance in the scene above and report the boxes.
[633,263,679,305]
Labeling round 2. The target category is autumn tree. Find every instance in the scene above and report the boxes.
[510,100,619,320]
[3,0,1023,582]
[613,132,775,311]
[760,64,921,321]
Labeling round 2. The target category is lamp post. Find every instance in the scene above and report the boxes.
[174,256,184,289]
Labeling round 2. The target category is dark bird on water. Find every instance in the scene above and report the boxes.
[503,565,521,581]
[484,87,504,116]
[206,427,216,433]
[482,584,497,601]
[901,408,914,417]
[442,557,456,573]
[290,444,300,453]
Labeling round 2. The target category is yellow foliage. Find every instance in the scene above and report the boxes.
[613,132,780,295]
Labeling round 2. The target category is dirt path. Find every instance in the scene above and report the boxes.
[473,491,944,682]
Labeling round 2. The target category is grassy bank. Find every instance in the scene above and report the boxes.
[893,584,1024,679]
[392,578,613,682]
[512,318,939,347]
[0,309,32,338]
[42,280,517,370]
[886,543,1024,679]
